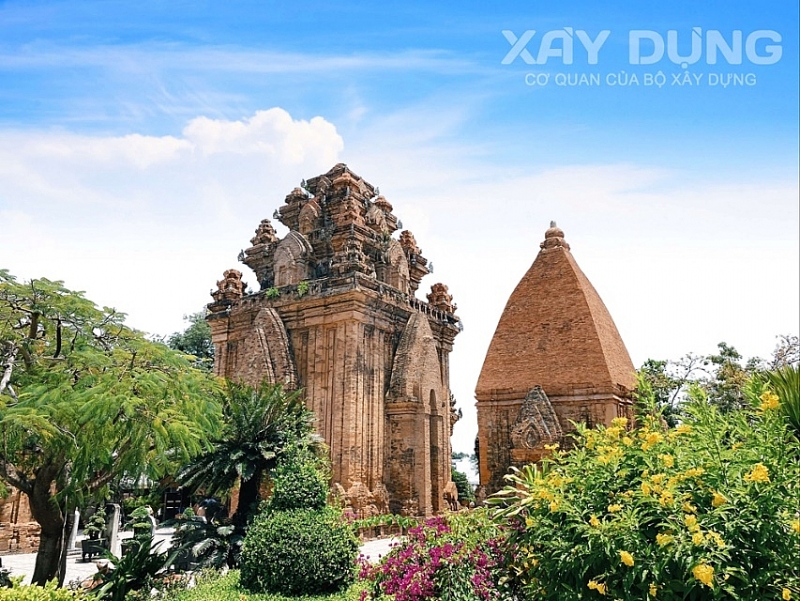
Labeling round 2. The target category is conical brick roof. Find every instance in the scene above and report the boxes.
[476,223,636,402]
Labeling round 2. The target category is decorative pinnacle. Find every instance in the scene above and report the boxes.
[541,221,570,251]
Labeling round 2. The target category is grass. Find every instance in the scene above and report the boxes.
[165,570,367,601]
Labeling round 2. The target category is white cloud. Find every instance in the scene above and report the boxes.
[1,103,797,458]
[182,109,342,163]
[0,107,344,336]
[0,43,480,76]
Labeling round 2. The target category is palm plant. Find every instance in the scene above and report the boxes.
[768,364,800,439]
[169,510,243,570]
[175,380,317,528]
[92,537,168,601]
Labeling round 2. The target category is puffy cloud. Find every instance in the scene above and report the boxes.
[0,107,343,338]
[183,108,343,164]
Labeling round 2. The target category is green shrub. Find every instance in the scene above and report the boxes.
[490,380,800,600]
[83,506,106,539]
[267,447,327,512]
[0,580,86,600]
[240,506,358,596]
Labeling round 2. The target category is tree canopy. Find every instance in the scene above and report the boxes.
[167,311,215,371]
[0,270,222,585]
[637,336,799,420]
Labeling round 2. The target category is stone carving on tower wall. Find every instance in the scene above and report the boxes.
[509,386,563,465]
[207,164,461,517]
[427,283,457,314]
[209,269,246,312]
[273,231,313,287]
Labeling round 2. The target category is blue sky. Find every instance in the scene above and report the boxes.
[1,0,798,453]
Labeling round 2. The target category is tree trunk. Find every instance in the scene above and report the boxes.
[57,510,77,587]
[27,465,66,586]
[232,472,262,529]
[32,527,64,586]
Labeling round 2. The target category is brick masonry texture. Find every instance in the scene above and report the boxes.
[475,223,637,493]
[0,490,39,554]
[208,164,461,516]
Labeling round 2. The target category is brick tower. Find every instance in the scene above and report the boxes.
[207,164,461,516]
[475,222,636,493]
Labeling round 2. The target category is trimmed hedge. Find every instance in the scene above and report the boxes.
[240,506,358,596]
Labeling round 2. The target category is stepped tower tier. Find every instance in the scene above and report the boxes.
[475,222,636,493]
[208,164,461,517]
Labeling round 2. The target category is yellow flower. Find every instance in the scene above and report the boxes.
[660,454,675,468]
[544,443,560,451]
[641,481,652,496]
[791,519,800,534]
[656,533,673,546]
[619,551,634,567]
[608,504,623,513]
[589,514,601,527]
[549,500,559,512]
[649,583,657,597]
[711,492,727,507]
[612,416,628,428]
[692,532,705,545]
[675,424,692,434]
[783,588,792,600]
[622,436,633,446]
[684,514,698,528]
[708,531,726,549]
[744,463,770,483]
[692,563,714,587]
[759,390,780,410]
[641,431,664,451]
[682,502,697,514]
[588,580,607,595]
[685,467,705,478]
[659,491,674,507]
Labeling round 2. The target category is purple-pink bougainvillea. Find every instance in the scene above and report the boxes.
[359,513,505,601]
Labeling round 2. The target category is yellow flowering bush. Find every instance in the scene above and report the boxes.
[490,378,800,600]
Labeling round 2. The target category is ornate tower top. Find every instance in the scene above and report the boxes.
[475,223,635,402]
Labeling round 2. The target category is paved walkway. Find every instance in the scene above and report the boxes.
[1,530,399,586]
[0,528,177,587]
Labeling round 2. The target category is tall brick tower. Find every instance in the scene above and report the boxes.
[207,164,461,516]
[475,222,636,493]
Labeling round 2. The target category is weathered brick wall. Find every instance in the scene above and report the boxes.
[208,164,461,516]
[0,489,40,554]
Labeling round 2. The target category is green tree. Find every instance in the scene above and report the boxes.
[175,381,317,529]
[637,340,790,420]
[167,311,214,371]
[701,342,762,412]
[636,355,706,425]
[0,271,221,585]
[451,467,474,503]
